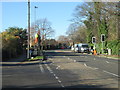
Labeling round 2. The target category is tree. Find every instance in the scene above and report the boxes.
[31,18,55,48]
[1,27,27,60]
[73,2,119,43]
[71,1,119,54]
[66,23,87,44]
[57,35,70,48]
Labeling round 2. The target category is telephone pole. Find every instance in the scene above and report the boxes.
[27,0,30,58]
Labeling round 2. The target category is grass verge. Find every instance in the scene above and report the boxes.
[28,56,43,61]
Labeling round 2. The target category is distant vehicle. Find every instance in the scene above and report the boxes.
[71,45,74,51]
[71,43,90,53]
[78,43,90,53]
[71,44,78,52]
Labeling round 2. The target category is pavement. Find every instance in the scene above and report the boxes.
[97,54,119,60]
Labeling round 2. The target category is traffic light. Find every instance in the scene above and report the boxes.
[101,34,105,42]
[92,37,96,43]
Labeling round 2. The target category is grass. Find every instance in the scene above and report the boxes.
[28,56,43,61]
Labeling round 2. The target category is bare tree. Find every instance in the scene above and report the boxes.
[35,18,54,40]
[30,18,55,47]
[57,35,70,47]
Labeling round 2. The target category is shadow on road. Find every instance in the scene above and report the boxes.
[45,51,88,57]
[2,85,118,90]
[1,59,52,67]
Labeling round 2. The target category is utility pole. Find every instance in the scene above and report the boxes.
[27,0,30,59]
[34,6,38,33]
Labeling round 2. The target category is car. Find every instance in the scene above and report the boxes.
[77,43,90,53]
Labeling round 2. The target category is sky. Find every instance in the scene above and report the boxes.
[1,2,83,39]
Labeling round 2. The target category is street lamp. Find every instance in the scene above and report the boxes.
[34,6,38,33]
[27,0,30,59]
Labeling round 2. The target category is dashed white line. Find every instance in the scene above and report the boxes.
[94,68,99,70]
[56,66,60,69]
[58,80,61,83]
[103,70,119,77]
[84,63,99,70]
[84,63,87,67]
[106,61,110,63]
[44,63,65,88]
[74,60,76,62]
[61,84,65,87]
[55,76,59,79]
[39,64,44,73]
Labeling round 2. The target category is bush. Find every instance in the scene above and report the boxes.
[107,40,119,55]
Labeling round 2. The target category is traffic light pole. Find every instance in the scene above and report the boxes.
[102,41,104,54]
[101,34,105,54]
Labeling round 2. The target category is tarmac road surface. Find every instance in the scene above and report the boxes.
[2,49,119,90]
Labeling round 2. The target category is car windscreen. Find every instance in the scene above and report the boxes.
[82,45,89,48]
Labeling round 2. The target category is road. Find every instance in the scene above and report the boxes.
[2,49,119,90]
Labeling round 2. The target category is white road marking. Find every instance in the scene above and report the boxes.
[55,76,59,79]
[68,58,70,60]
[53,74,56,77]
[84,63,99,70]
[106,61,110,63]
[61,83,65,87]
[94,68,99,70]
[74,60,76,62]
[39,64,44,73]
[44,63,65,88]
[84,63,87,67]
[103,70,119,77]
[56,66,60,69]
[45,64,52,72]
[94,58,96,60]
[58,80,61,83]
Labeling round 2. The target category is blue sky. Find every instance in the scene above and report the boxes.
[1,2,83,38]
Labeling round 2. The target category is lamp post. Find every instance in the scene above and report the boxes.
[27,0,30,59]
[34,6,38,33]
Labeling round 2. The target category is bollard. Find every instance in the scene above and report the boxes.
[108,49,111,55]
